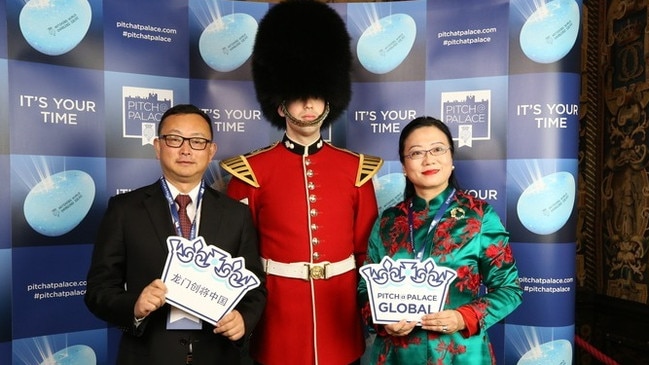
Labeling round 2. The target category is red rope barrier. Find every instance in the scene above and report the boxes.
[574,334,620,365]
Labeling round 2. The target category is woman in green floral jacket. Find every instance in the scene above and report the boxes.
[358,116,523,364]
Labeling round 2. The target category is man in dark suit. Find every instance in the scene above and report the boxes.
[85,104,266,365]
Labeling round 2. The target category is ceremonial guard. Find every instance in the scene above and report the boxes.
[220,1,383,364]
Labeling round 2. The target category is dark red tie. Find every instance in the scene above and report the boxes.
[175,194,192,239]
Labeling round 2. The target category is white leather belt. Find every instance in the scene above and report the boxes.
[261,255,356,280]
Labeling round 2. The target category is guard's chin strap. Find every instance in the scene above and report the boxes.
[281,101,330,127]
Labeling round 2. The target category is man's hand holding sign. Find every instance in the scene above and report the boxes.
[161,236,261,340]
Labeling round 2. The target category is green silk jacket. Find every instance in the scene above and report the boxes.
[358,187,523,364]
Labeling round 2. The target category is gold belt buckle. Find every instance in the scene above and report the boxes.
[307,263,328,280]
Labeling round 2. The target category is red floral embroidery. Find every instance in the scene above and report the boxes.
[455,265,481,294]
[375,332,424,364]
[465,217,481,237]
[430,195,486,263]
[393,215,410,236]
[376,354,387,365]
[486,240,513,268]
[433,338,467,361]
[383,214,410,255]
[433,236,461,256]
[389,334,422,348]
[360,302,373,323]
[413,208,428,229]
[503,244,514,262]
[464,194,485,215]
[468,299,490,326]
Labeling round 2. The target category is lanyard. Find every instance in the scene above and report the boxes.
[408,188,456,261]
[160,177,205,240]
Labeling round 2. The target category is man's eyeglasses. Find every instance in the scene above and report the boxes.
[404,145,450,160]
[159,134,211,150]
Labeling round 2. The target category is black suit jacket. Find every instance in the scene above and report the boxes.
[85,181,266,365]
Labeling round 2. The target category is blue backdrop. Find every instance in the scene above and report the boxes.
[0,0,580,364]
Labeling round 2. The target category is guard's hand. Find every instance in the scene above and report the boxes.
[134,279,167,319]
[213,310,245,341]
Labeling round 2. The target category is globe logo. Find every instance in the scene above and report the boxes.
[19,0,92,56]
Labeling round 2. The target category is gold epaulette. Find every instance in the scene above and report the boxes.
[220,155,259,188]
[356,154,383,187]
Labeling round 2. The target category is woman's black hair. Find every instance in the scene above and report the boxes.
[399,116,460,200]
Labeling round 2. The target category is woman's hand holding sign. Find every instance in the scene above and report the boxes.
[385,319,417,337]
[421,310,466,334]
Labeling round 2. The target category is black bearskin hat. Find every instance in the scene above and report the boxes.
[252,0,352,129]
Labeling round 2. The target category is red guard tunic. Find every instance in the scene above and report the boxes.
[221,136,382,365]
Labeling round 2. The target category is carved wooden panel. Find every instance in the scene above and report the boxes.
[599,0,649,303]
